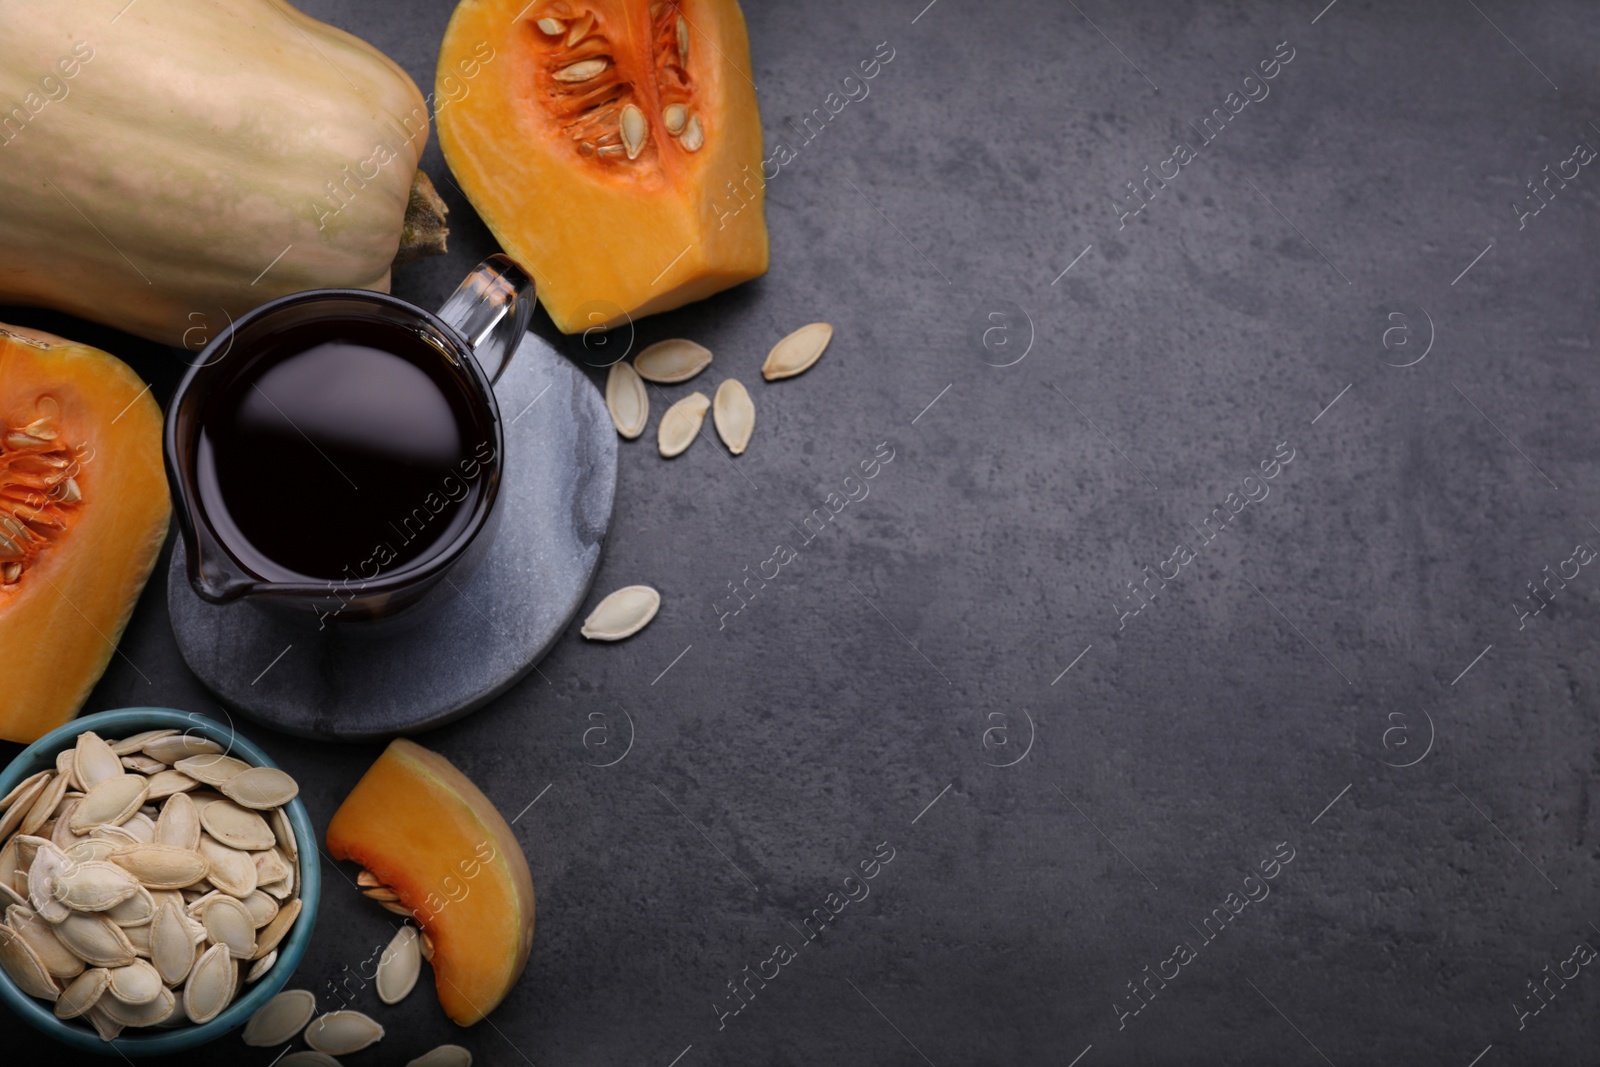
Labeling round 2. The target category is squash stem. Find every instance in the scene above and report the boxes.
[393,170,450,267]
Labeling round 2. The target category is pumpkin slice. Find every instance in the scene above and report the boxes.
[325,739,535,1026]
[435,0,769,332]
[0,324,169,744]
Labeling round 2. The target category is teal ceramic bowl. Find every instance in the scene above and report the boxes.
[0,707,320,1057]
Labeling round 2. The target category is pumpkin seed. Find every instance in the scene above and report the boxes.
[174,754,251,788]
[658,391,710,457]
[663,102,687,134]
[110,729,177,756]
[49,799,83,850]
[85,1003,123,1040]
[55,748,82,791]
[149,901,199,986]
[199,893,256,958]
[65,838,116,866]
[0,770,49,812]
[620,103,648,160]
[75,732,125,790]
[605,361,649,439]
[243,987,316,1046]
[219,766,299,809]
[123,920,152,958]
[20,772,68,836]
[145,769,201,801]
[271,807,297,859]
[581,584,661,641]
[91,825,142,850]
[260,877,294,901]
[142,734,222,763]
[198,835,257,897]
[252,896,301,959]
[305,1009,386,1054]
[200,799,275,851]
[376,925,421,1005]
[102,983,176,1026]
[713,378,755,454]
[241,889,279,928]
[106,958,163,1004]
[255,848,291,886]
[27,841,70,922]
[553,58,608,82]
[634,338,712,383]
[377,898,414,917]
[155,792,201,851]
[54,912,136,967]
[0,921,59,999]
[680,113,704,152]
[356,868,384,889]
[0,775,48,839]
[535,16,564,34]
[111,844,210,890]
[279,1054,342,1067]
[564,10,594,46]
[762,322,833,380]
[408,1046,474,1067]
[6,904,83,977]
[183,942,235,1023]
[362,885,401,902]
[677,15,690,65]
[420,930,435,963]
[71,774,149,833]
[246,948,277,982]
[122,813,156,844]
[54,966,109,1018]
[106,884,156,927]
[0,882,23,911]
[51,860,142,912]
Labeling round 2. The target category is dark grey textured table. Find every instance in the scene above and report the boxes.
[4,1,1599,1063]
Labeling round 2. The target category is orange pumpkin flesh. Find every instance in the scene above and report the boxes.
[326,739,535,1026]
[0,324,168,744]
[435,0,769,332]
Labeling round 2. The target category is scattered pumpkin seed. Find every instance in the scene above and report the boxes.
[408,1045,474,1067]
[278,1053,343,1067]
[713,379,755,455]
[305,1009,386,1054]
[762,322,833,380]
[658,391,710,457]
[376,925,422,1005]
[242,987,316,1047]
[634,338,712,383]
[605,361,649,439]
[581,585,661,641]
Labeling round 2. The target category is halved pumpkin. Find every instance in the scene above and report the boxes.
[326,739,535,1026]
[435,0,769,332]
[0,324,169,744]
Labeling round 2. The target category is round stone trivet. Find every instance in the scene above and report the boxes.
[167,330,615,740]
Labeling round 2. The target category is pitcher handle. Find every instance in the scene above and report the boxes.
[436,254,536,386]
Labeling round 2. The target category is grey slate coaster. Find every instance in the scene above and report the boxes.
[166,330,615,740]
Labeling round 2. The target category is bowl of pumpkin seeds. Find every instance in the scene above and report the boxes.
[0,706,319,1056]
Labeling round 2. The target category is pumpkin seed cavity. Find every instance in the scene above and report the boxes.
[528,2,700,166]
[0,398,85,587]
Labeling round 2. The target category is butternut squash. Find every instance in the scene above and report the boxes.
[0,0,447,346]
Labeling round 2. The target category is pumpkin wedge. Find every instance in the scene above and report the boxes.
[435,0,769,332]
[0,323,169,744]
[326,739,535,1026]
